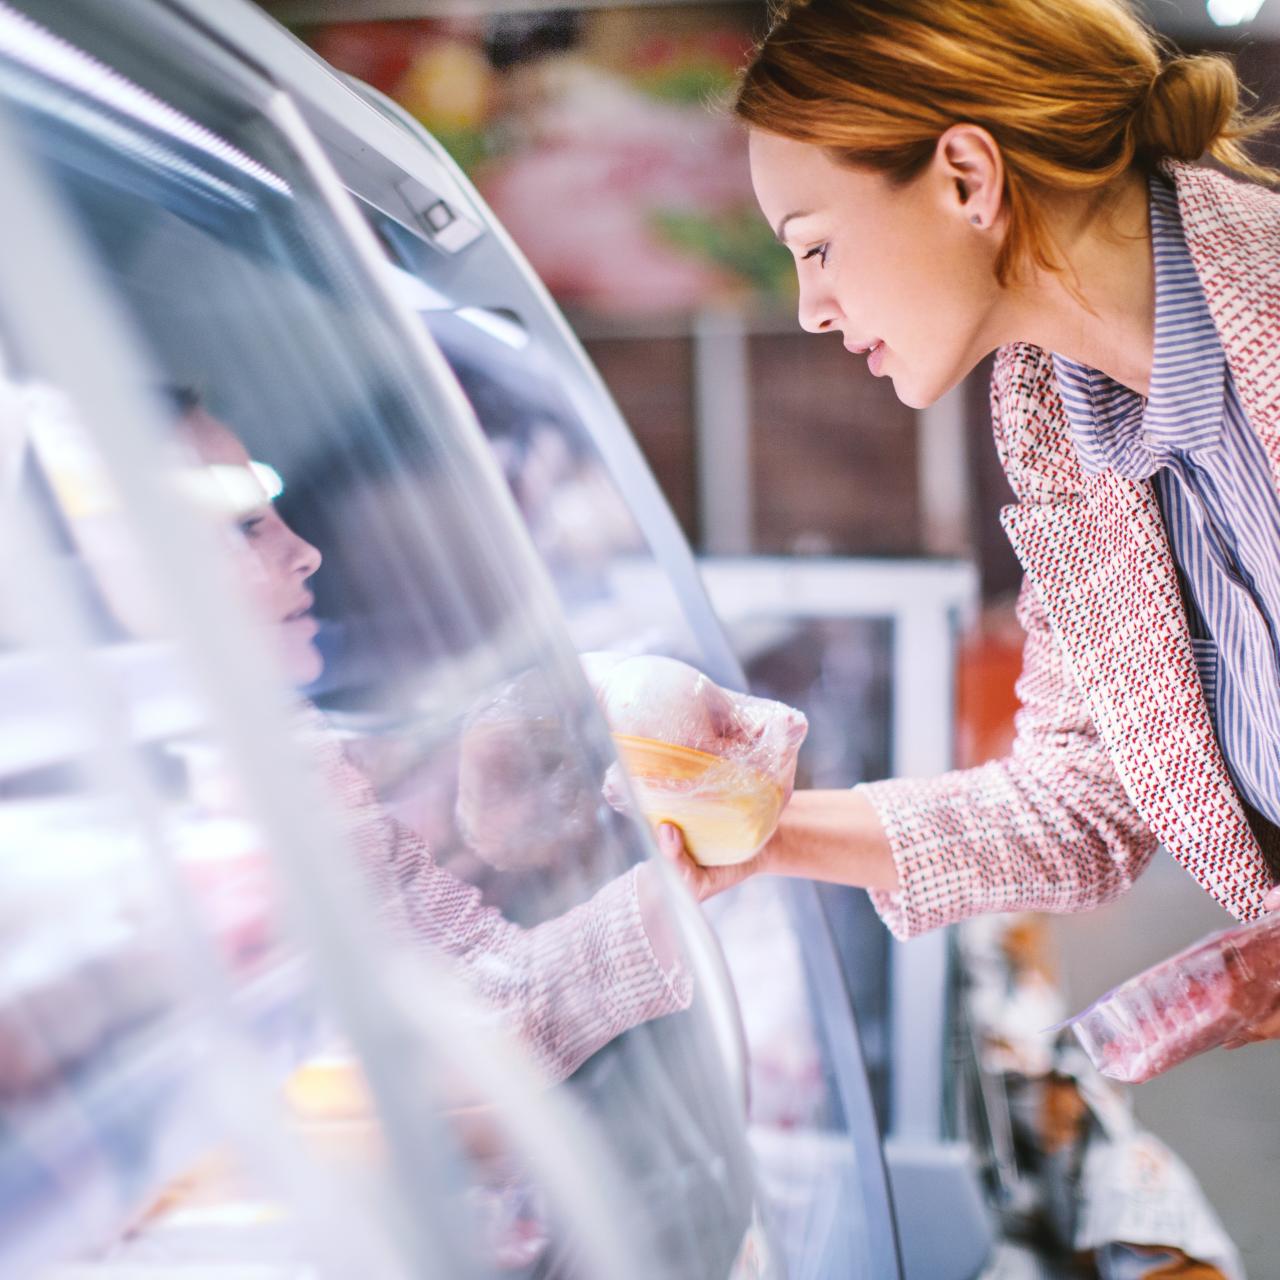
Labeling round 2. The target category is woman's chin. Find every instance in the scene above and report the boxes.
[892,364,963,411]
[286,643,325,690]
[888,381,922,411]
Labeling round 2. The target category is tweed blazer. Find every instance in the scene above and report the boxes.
[862,162,1280,941]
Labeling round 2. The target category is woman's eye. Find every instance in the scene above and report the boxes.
[237,515,266,539]
[802,243,829,268]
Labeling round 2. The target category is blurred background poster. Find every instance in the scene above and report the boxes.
[284,2,1280,576]
[300,11,793,316]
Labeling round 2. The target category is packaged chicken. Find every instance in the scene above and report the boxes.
[1065,913,1280,1083]
[581,653,807,868]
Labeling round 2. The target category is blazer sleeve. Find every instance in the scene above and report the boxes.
[388,834,692,1082]
[860,572,1161,941]
[301,710,692,1081]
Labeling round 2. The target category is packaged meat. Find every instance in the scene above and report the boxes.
[456,680,601,873]
[581,654,807,867]
[1065,913,1280,1083]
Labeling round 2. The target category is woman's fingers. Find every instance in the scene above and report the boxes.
[1263,885,1280,912]
[654,822,756,902]
[656,822,703,896]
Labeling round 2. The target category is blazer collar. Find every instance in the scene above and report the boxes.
[994,344,1271,916]
[1168,161,1280,468]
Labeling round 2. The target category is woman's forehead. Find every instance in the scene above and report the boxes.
[749,132,847,222]
[177,409,250,467]
[749,129,812,188]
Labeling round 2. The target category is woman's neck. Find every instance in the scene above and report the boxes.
[996,171,1156,397]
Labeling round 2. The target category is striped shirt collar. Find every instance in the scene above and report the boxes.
[1053,174,1228,480]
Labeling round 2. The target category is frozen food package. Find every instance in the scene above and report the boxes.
[1065,913,1280,1083]
[581,653,808,868]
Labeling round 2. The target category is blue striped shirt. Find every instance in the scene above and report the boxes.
[1054,175,1280,829]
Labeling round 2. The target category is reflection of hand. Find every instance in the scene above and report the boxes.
[456,714,597,872]
[1223,887,1280,1049]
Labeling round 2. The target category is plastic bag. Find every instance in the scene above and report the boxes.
[1065,913,1280,1083]
[580,653,807,868]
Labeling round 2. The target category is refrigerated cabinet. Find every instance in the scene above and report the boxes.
[0,2,988,1277]
[0,3,760,1276]
[287,47,992,1280]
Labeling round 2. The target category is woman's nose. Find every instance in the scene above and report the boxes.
[289,529,322,579]
[797,278,842,336]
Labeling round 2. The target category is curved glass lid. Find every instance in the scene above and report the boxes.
[360,161,892,1279]
[0,3,766,1276]
[369,209,720,673]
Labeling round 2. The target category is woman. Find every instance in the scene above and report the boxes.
[172,402,689,1081]
[660,0,1280,1036]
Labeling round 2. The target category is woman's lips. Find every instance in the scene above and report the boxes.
[282,597,317,637]
[845,338,887,376]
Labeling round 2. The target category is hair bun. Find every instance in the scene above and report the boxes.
[1137,54,1238,162]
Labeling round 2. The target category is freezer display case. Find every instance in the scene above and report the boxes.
[286,53,905,1280]
[0,1,768,1276]
[223,19,989,1280]
[328,109,997,1276]
[0,1,993,1277]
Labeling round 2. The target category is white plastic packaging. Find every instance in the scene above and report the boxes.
[581,653,808,868]
[1065,913,1280,1083]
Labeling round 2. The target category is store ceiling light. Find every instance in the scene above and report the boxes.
[1207,0,1267,25]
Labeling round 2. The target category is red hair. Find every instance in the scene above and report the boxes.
[735,0,1279,284]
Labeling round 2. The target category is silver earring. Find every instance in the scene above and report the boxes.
[970,215,982,226]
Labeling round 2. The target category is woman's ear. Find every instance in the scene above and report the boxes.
[934,124,1004,232]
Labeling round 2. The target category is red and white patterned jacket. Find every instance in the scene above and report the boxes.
[862,162,1280,940]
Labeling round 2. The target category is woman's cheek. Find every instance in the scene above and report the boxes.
[236,546,280,621]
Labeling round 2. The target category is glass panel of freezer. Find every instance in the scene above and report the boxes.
[337,87,902,1280]
[371,214,725,677]
[698,557,991,1280]
[0,2,767,1275]
[728,613,896,1126]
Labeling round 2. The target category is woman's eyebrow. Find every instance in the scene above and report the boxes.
[774,210,812,243]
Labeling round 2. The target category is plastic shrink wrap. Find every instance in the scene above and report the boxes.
[1065,914,1280,1083]
[580,653,807,868]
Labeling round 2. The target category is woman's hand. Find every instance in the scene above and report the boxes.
[655,822,768,903]
[1223,885,1280,1050]
[653,788,899,903]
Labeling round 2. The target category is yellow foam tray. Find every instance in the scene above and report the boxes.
[611,733,784,868]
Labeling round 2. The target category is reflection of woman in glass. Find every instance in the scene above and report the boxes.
[175,400,689,1081]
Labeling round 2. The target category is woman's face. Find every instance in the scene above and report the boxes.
[180,410,324,687]
[748,129,1003,409]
